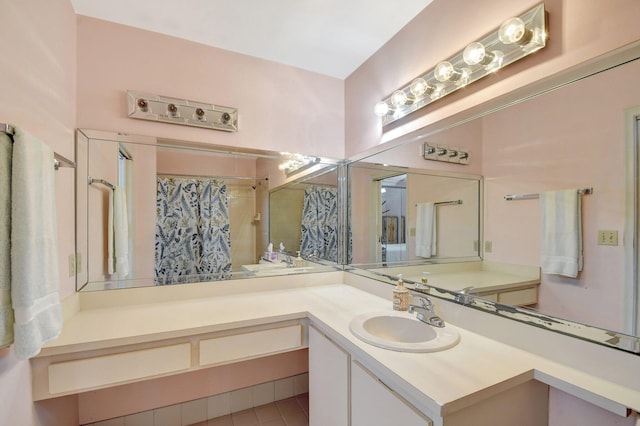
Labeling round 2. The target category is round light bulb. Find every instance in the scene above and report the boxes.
[374,101,390,116]
[390,90,408,107]
[409,78,428,97]
[463,42,487,66]
[499,17,528,45]
[434,61,455,82]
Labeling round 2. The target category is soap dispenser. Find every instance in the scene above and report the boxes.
[294,251,304,267]
[393,274,409,311]
[419,272,431,290]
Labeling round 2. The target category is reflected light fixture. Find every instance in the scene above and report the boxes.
[375,3,547,126]
[278,153,321,177]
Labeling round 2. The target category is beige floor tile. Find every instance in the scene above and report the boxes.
[254,403,280,423]
[206,415,233,426]
[295,394,309,415]
[259,419,286,426]
[280,410,308,426]
[231,408,258,426]
[275,398,301,416]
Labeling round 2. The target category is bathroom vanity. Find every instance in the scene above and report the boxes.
[31,271,640,425]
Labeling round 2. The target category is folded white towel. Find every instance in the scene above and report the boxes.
[113,186,129,278]
[0,133,13,347]
[540,189,583,278]
[415,202,437,258]
[10,127,62,359]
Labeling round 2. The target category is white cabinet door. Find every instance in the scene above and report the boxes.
[351,361,432,426]
[309,325,349,426]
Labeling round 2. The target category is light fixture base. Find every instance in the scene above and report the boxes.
[127,91,238,132]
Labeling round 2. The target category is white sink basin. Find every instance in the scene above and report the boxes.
[349,310,460,352]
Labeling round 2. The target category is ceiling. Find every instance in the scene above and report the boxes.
[70,0,434,79]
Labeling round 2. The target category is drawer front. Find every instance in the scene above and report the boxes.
[48,343,191,395]
[498,287,538,306]
[199,325,302,366]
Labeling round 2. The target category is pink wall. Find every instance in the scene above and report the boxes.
[0,0,79,424]
[76,16,345,159]
[345,0,640,157]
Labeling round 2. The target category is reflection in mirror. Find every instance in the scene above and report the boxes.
[76,129,340,291]
[269,167,338,263]
[348,162,481,265]
[347,48,640,353]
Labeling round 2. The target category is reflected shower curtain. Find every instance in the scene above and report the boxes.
[155,177,232,284]
[300,186,338,262]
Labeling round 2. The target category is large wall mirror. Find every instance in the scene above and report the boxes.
[75,129,340,291]
[347,43,640,354]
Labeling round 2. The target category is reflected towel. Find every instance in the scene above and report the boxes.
[0,133,13,347]
[415,202,437,258]
[540,189,583,278]
[10,127,62,359]
[113,186,129,278]
[107,188,114,274]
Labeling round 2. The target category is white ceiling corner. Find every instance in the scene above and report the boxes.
[70,0,434,79]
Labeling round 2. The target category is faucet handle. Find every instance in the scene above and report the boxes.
[418,296,432,309]
[409,296,433,312]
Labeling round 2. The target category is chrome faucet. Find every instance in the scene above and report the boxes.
[408,297,445,328]
[455,286,475,304]
[281,253,294,267]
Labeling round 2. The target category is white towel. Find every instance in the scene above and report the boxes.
[415,202,437,258]
[107,188,114,274]
[113,186,129,278]
[0,133,13,347]
[10,127,62,359]
[540,189,583,278]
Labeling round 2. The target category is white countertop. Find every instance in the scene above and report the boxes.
[41,279,640,418]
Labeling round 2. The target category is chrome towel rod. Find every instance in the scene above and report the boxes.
[88,176,115,190]
[505,187,593,201]
[1,122,76,170]
[415,199,463,207]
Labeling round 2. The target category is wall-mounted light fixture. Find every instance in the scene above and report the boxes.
[127,91,238,132]
[278,153,321,177]
[423,142,469,165]
[375,4,547,126]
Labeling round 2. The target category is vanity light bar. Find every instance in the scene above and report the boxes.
[423,142,469,165]
[375,3,547,126]
[127,91,238,132]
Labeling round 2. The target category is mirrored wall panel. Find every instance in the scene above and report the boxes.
[347,46,640,352]
[76,129,340,291]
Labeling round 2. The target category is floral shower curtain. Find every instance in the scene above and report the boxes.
[300,185,338,262]
[155,177,232,285]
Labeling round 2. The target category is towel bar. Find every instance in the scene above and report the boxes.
[88,176,115,190]
[415,199,463,207]
[1,122,76,171]
[505,188,593,201]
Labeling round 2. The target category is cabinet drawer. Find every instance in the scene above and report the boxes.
[199,325,302,366]
[498,287,538,306]
[48,343,191,395]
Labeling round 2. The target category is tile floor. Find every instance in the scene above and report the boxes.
[187,393,308,426]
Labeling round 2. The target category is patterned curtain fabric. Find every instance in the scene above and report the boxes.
[300,185,338,262]
[155,177,232,285]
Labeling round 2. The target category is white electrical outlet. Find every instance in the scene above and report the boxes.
[597,230,618,246]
